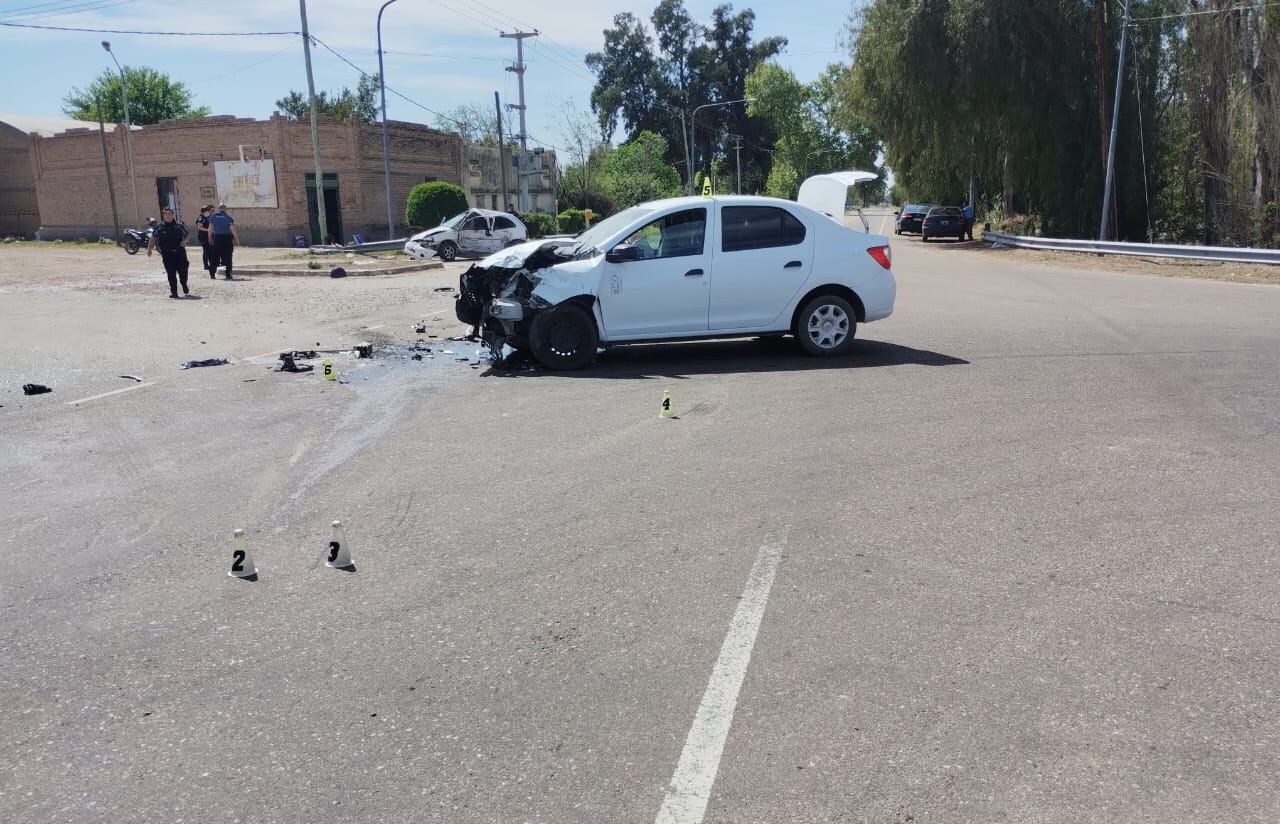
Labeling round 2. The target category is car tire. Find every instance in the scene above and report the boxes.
[437,241,458,262]
[529,303,598,370]
[795,293,857,357]
[922,234,930,243]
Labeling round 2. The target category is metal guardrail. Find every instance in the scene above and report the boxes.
[308,238,407,254]
[982,230,1280,266]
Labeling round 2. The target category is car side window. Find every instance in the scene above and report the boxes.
[462,216,488,231]
[721,206,806,253]
[493,216,516,230]
[620,208,706,260]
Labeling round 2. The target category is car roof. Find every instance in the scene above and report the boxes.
[636,194,818,211]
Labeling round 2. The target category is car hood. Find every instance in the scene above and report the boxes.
[477,237,573,268]
[409,227,451,242]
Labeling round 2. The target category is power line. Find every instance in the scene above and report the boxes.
[1130,1,1278,22]
[0,20,298,34]
[0,0,139,21]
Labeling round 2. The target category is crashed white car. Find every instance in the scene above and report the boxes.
[455,173,895,369]
[405,208,527,262]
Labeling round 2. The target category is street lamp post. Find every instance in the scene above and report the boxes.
[689,98,754,195]
[376,0,400,240]
[101,41,140,226]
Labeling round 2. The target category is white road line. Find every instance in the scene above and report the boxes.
[878,212,890,235]
[240,350,283,364]
[66,382,155,406]
[655,540,784,824]
[363,324,387,331]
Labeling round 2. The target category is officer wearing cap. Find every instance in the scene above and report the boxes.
[147,207,191,298]
[208,202,239,279]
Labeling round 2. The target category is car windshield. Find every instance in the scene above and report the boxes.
[440,212,469,229]
[560,206,654,258]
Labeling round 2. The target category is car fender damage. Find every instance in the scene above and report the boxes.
[455,239,582,361]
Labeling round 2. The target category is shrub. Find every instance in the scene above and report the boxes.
[520,211,559,239]
[405,182,468,230]
[557,208,586,234]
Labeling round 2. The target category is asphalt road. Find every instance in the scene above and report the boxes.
[2,214,1279,823]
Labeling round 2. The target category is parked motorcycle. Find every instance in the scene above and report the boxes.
[122,219,157,255]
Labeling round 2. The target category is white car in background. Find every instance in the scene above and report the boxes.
[456,172,896,369]
[405,208,527,262]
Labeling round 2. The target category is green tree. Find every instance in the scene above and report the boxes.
[586,1,785,191]
[405,181,468,228]
[746,63,884,199]
[63,67,209,124]
[276,73,379,123]
[599,131,681,208]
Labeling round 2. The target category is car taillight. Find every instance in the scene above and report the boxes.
[867,245,891,270]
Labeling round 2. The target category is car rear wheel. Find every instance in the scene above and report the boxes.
[437,240,458,261]
[529,303,598,370]
[795,294,857,357]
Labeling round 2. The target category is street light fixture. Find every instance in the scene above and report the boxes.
[688,97,755,194]
[376,0,400,240]
[101,41,140,226]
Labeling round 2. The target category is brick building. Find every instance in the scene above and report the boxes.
[0,114,91,237]
[28,114,470,244]
[463,143,558,214]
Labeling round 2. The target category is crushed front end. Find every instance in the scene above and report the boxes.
[454,242,566,353]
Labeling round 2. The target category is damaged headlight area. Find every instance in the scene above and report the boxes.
[454,242,565,355]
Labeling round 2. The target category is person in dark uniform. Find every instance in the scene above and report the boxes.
[147,207,191,298]
[208,202,239,279]
[195,204,214,276]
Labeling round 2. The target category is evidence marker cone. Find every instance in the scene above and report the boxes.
[660,389,676,419]
[227,528,258,579]
[322,358,337,381]
[325,520,353,569]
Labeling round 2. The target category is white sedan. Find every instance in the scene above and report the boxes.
[405,208,527,262]
[455,175,895,369]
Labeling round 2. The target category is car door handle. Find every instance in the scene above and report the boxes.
[685,268,704,277]
[784,260,803,269]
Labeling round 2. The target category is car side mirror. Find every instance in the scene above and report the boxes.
[606,243,640,264]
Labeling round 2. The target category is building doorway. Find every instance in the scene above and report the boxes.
[305,173,342,244]
[156,177,180,221]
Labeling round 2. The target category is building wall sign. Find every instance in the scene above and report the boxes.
[213,159,278,208]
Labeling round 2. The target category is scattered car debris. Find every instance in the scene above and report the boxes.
[355,342,373,359]
[284,349,317,359]
[277,353,314,373]
[410,353,423,361]
[23,383,52,395]
[180,358,230,369]
[118,375,144,382]
[413,323,427,334]
[433,286,455,292]
[442,349,455,355]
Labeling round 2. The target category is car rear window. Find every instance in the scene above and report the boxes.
[930,208,961,217]
[721,206,806,253]
[492,216,516,230]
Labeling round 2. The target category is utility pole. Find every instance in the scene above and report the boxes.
[731,134,743,194]
[300,0,328,244]
[96,95,121,246]
[501,31,537,212]
[495,91,509,209]
[1099,0,1131,242]
[100,42,139,225]
[680,108,693,194]
[377,0,400,240]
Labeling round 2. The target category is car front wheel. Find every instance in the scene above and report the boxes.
[796,294,857,357]
[529,303,598,370]
[437,241,458,261]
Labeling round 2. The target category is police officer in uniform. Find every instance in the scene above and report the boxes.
[208,202,239,279]
[195,204,214,276]
[147,207,191,298]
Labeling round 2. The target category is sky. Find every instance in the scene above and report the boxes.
[0,0,863,153]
